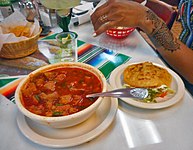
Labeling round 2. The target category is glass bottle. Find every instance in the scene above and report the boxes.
[0,0,14,18]
[56,9,71,32]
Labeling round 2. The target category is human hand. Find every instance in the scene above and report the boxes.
[91,0,148,36]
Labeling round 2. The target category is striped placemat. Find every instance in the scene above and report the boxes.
[0,33,131,102]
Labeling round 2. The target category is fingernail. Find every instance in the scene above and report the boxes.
[93,32,97,37]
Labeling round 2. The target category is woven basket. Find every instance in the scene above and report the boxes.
[0,28,42,59]
[106,27,135,39]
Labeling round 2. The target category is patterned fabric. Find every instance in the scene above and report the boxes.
[178,0,193,49]
[0,34,131,101]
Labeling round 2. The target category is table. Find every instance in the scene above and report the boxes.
[1,21,193,150]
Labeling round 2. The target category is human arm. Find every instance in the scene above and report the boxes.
[91,0,193,84]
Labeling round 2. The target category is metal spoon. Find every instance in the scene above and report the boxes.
[86,88,148,99]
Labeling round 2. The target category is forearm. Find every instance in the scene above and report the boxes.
[140,9,193,84]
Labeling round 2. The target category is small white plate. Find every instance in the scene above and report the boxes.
[109,62,185,109]
[17,86,118,148]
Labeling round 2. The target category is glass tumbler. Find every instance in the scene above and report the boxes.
[54,31,78,63]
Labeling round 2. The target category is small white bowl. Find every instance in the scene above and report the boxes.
[15,62,107,128]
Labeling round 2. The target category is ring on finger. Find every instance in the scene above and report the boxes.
[99,14,108,23]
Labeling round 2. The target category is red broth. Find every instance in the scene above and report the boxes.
[21,67,103,117]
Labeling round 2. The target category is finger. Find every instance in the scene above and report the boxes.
[93,14,110,31]
[91,2,110,25]
[91,1,108,18]
[92,5,113,31]
[92,14,110,31]
[108,0,116,2]
[93,10,123,32]
[93,21,117,36]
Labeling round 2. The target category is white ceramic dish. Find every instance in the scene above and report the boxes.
[109,62,185,109]
[15,62,107,128]
[16,86,118,148]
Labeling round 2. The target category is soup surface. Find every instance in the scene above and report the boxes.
[21,67,102,117]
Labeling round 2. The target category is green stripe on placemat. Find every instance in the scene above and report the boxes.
[0,78,17,88]
[77,40,85,47]
[78,47,103,63]
[41,33,57,40]
[99,53,131,79]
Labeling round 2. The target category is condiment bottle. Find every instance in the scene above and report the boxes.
[0,0,14,18]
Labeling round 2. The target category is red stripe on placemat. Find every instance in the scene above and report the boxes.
[78,43,94,56]
[0,78,24,97]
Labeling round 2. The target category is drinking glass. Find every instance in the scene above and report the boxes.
[39,0,80,31]
[56,9,71,32]
[53,31,78,63]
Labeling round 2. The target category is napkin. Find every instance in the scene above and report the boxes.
[0,10,40,51]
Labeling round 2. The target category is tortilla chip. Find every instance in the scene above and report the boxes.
[9,26,31,37]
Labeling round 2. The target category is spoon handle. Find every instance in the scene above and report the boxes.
[86,88,148,99]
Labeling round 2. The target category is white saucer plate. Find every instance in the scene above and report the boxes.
[109,62,185,109]
[17,85,118,148]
